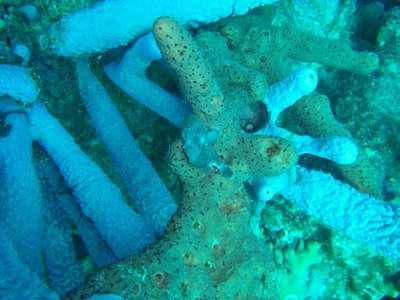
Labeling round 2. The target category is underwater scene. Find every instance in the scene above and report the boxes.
[1,0,400,299]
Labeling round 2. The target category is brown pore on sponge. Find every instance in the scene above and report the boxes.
[290,93,384,198]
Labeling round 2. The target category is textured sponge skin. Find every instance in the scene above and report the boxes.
[281,166,400,260]
[29,102,156,259]
[43,0,277,56]
[0,64,37,103]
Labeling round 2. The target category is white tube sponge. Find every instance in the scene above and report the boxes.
[0,64,38,104]
[249,169,296,202]
[314,136,358,164]
[294,135,358,165]
[13,45,31,66]
[41,0,278,56]
[264,67,318,123]
[41,199,84,296]
[104,33,191,127]
[280,166,400,260]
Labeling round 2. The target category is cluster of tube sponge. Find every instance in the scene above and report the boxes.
[0,62,177,298]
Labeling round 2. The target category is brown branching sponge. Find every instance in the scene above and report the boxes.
[222,24,379,83]
[153,17,298,181]
[67,139,279,299]
[290,93,384,198]
[217,15,383,198]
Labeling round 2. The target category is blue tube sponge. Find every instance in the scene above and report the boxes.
[0,111,44,275]
[38,166,84,295]
[0,64,38,103]
[29,102,156,259]
[41,0,278,56]
[37,160,117,268]
[77,60,177,236]
[281,166,400,259]
[104,33,191,127]
[0,231,59,300]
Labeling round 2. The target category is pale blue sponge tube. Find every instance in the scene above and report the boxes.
[29,102,156,259]
[104,33,191,127]
[0,111,43,275]
[41,0,278,56]
[37,160,117,268]
[0,231,58,300]
[0,64,37,103]
[281,166,400,259]
[77,60,177,236]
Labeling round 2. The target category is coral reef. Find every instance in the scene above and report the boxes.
[1,1,400,299]
[289,93,384,198]
[67,15,399,299]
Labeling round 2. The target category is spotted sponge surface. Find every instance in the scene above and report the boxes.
[213,133,298,179]
[154,17,298,181]
[282,28,379,75]
[290,93,351,138]
[225,24,379,84]
[291,93,384,198]
[153,17,223,127]
[67,141,278,299]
